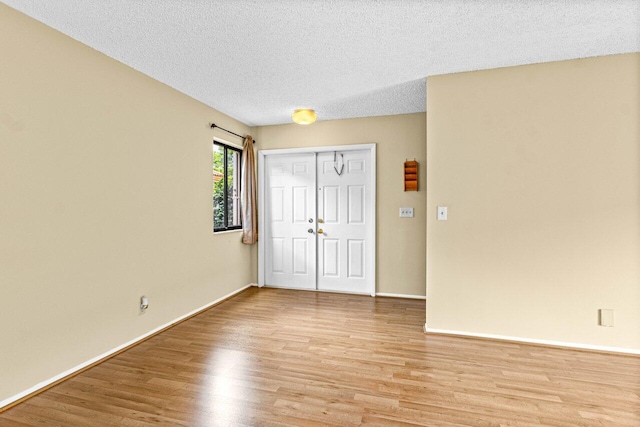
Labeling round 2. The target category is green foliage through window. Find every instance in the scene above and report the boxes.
[213,142,242,231]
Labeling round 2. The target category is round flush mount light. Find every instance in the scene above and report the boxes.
[291,108,317,125]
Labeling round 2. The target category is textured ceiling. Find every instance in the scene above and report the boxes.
[3,1,639,126]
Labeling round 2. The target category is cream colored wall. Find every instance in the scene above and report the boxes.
[426,53,640,350]
[0,4,257,403]
[254,113,427,297]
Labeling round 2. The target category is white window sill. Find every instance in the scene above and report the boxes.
[213,229,243,235]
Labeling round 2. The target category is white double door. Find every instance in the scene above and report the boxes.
[263,149,373,295]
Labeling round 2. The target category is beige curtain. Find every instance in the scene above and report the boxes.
[241,135,258,244]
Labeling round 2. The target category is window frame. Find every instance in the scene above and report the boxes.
[213,141,242,233]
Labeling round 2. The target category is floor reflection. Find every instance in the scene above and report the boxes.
[194,348,256,426]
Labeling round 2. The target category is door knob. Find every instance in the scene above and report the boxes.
[318,219,324,224]
[308,228,315,234]
[317,229,324,234]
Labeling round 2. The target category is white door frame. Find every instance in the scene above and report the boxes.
[258,143,376,296]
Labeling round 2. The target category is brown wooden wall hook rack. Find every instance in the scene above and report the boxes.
[404,160,418,191]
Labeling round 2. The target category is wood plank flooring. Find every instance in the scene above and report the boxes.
[1,287,639,426]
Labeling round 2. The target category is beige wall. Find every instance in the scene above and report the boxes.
[0,4,257,403]
[254,113,427,297]
[426,53,640,350]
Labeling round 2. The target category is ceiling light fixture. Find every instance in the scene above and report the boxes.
[291,109,317,125]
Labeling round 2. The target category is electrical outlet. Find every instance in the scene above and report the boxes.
[140,296,149,312]
[399,207,414,218]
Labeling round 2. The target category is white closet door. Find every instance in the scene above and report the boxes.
[316,150,372,294]
[264,153,316,289]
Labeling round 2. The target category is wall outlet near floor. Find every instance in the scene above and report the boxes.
[599,309,614,327]
[399,207,414,218]
[140,296,149,313]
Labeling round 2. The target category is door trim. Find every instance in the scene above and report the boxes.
[258,143,376,296]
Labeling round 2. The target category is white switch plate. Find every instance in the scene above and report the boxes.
[437,206,448,220]
[599,309,614,327]
[399,207,414,218]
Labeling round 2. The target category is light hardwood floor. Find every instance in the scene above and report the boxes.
[1,287,639,426]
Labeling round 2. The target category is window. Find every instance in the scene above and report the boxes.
[213,142,242,232]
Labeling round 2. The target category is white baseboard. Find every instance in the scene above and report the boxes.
[0,284,253,411]
[376,292,426,300]
[260,284,372,296]
[424,325,640,355]
[255,286,425,300]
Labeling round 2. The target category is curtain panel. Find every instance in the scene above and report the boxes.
[241,135,258,244]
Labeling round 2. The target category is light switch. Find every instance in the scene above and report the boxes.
[599,309,614,327]
[437,206,448,220]
[399,207,414,218]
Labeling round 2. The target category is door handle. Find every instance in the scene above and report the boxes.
[318,219,324,224]
[308,228,315,234]
[317,229,324,234]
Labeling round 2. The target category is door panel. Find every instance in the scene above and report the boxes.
[347,239,365,278]
[270,238,285,273]
[270,187,284,221]
[292,238,309,274]
[322,186,340,223]
[347,185,365,224]
[316,150,372,294]
[292,186,308,223]
[264,153,316,289]
[322,238,340,277]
